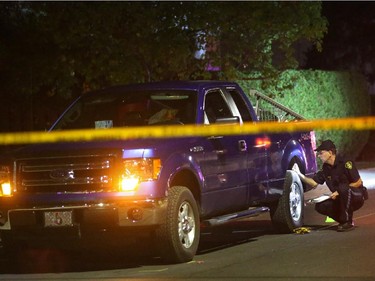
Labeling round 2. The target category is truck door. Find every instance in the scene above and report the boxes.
[267,132,296,195]
[201,89,248,215]
[225,88,269,204]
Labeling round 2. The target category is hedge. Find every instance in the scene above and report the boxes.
[237,70,371,160]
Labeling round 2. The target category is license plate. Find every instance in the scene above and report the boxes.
[44,211,73,227]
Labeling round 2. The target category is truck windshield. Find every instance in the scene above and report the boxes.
[51,90,197,130]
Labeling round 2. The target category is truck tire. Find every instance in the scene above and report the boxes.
[270,170,304,233]
[155,186,200,263]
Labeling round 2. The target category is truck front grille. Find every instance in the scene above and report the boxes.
[16,155,117,193]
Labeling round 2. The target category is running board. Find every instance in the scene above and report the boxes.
[202,206,270,227]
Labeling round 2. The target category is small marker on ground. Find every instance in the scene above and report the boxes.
[325,216,335,223]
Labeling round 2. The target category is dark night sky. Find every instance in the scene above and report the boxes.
[305,1,375,88]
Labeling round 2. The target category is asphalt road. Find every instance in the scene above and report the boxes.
[1,167,375,281]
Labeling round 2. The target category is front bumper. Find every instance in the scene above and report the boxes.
[0,198,168,233]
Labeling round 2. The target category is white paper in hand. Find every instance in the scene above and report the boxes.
[292,163,300,173]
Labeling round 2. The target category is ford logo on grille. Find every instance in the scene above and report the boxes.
[50,169,75,181]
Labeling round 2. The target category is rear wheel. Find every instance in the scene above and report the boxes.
[155,186,200,263]
[270,170,304,233]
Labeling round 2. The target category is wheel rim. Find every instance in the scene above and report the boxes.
[289,183,302,222]
[178,201,196,249]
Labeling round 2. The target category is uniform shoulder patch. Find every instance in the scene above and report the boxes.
[345,161,353,169]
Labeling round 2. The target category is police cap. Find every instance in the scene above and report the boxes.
[315,139,336,152]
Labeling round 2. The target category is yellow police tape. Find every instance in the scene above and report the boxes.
[0,116,375,145]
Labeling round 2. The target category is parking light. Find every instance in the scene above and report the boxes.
[0,166,12,197]
[1,182,12,196]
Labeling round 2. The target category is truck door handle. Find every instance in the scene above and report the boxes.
[238,140,247,152]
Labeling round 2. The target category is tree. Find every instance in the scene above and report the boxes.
[0,1,327,131]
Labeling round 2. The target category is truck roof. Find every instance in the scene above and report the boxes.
[90,80,240,95]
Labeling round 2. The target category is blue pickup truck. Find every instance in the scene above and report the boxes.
[0,81,317,263]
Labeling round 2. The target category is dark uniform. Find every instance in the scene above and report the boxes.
[313,154,366,225]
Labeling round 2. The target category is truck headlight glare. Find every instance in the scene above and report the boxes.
[120,176,140,192]
[0,166,12,197]
[120,158,161,192]
[1,182,11,196]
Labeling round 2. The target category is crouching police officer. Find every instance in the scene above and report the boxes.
[293,139,367,232]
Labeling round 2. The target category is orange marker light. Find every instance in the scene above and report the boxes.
[255,137,271,148]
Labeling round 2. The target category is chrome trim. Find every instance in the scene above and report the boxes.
[22,176,112,187]
[16,154,116,193]
[22,160,111,172]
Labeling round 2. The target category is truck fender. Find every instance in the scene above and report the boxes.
[281,139,307,174]
[159,153,204,200]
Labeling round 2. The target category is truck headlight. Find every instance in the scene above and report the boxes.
[120,158,161,192]
[0,166,12,197]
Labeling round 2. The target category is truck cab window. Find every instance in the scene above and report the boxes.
[204,90,232,124]
[227,89,253,122]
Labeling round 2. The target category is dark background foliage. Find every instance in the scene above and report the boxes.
[0,1,373,161]
[238,70,370,160]
[0,1,326,131]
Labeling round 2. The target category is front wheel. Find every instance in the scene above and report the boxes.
[270,170,304,233]
[155,186,200,263]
